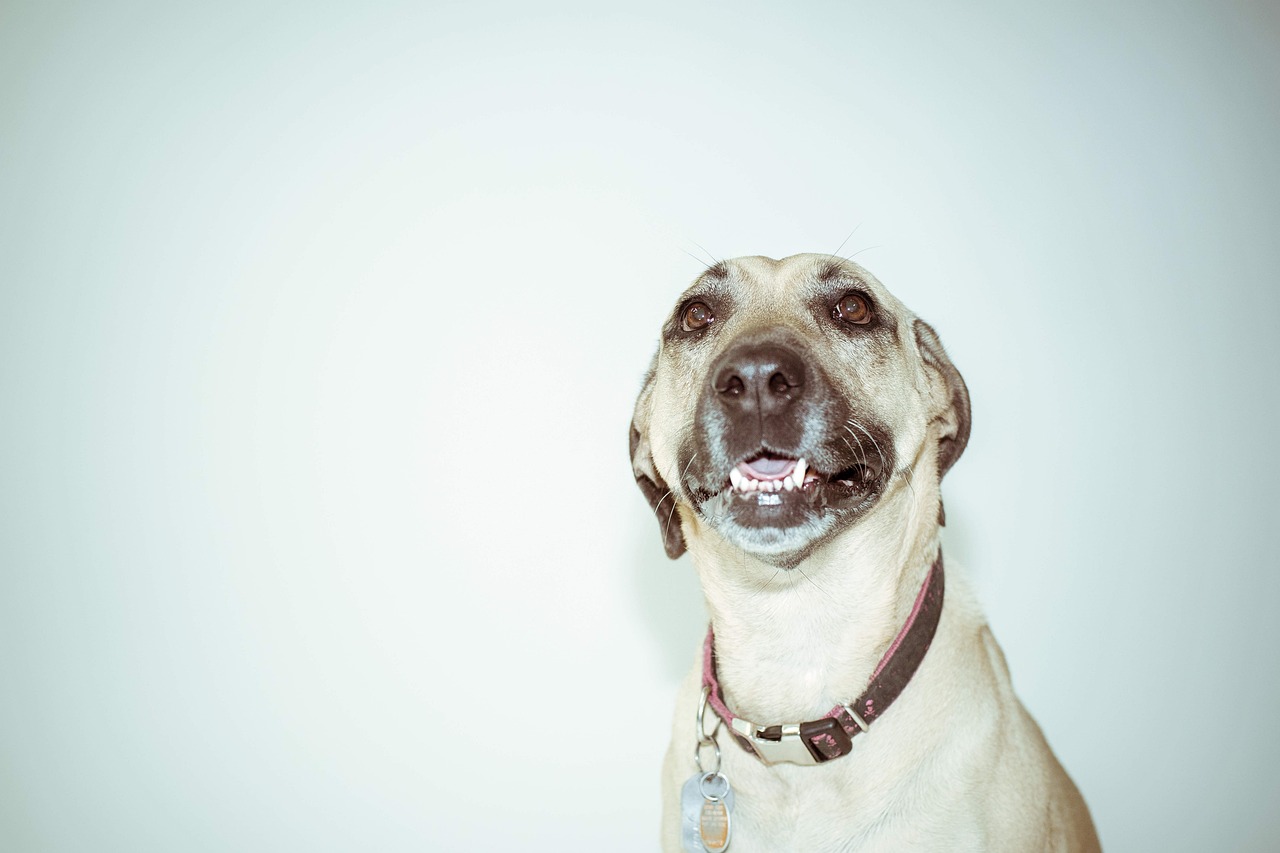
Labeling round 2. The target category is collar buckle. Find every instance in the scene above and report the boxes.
[730,716,852,766]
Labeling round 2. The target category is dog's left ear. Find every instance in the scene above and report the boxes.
[629,359,687,560]
[913,319,972,480]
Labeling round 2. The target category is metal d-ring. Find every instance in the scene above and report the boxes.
[696,685,722,743]
[695,685,724,774]
[694,735,722,776]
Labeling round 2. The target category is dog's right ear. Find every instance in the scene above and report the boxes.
[629,357,687,560]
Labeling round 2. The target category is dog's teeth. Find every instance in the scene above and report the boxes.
[743,478,756,492]
[729,469,742,490]
[794,458,807,486]
[783,476,795,491]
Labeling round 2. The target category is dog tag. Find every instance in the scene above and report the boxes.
[680,772,734,852]
[700,798,730,852]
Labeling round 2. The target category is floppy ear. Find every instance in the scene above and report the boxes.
[913,319,972,480]
[629,359,687,559]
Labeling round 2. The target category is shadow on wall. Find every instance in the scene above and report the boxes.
[628,512,707,683]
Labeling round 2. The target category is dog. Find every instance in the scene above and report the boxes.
[629,254,1099,851]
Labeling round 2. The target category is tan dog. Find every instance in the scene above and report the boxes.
[630,254,1099,851]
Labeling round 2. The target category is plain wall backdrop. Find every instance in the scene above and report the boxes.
[2,1,1278,850]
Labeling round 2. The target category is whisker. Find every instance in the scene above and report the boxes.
[901,463,919,503]
[680,247,713,268]
[838,431,860,462]
[690,239,724,270]
[846,419,887,480]
[845,244,882,260]
[829,224,861,261]
[842,423,868,464]
[747,570,780,601]
[663,452,699,537]
[796,565,835,603]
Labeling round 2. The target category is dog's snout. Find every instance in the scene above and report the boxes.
[712,342,807,419]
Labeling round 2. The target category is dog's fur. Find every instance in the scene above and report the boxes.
[630,254,1099,851]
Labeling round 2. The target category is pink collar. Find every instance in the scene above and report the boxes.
[702,553,945,765]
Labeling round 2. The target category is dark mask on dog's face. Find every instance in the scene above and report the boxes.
[630,254,970,568]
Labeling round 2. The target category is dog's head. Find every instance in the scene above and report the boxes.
[630,254,970,567]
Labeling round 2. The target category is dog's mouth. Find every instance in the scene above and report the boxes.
[684,446,890,564]
[690,450,886,509]
[724,452,884,503]
[727,453,881,496]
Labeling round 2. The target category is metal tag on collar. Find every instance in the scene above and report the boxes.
[684,687,734,852]
[730,716,852,766]
[681,772,734,852]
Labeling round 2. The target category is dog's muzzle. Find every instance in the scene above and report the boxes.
[681,334,894,559]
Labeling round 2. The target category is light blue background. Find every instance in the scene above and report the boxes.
[3,1,1278,849]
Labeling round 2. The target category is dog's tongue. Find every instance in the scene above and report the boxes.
[739,456,797,480]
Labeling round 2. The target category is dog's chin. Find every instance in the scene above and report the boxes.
[711,516,835,569]
[694,477,886,569]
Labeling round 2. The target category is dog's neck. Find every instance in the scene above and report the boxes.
[684,472,941,724]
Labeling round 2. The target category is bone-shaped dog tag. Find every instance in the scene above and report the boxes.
[681,772,734,852]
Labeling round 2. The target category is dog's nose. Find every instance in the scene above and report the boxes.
[711,341,807,419]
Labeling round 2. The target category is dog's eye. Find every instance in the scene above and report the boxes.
[833,292,872,325]
[682,301,715,332]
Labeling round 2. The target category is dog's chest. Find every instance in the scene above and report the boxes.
[717,756,884,850]
[711,739,988,852]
